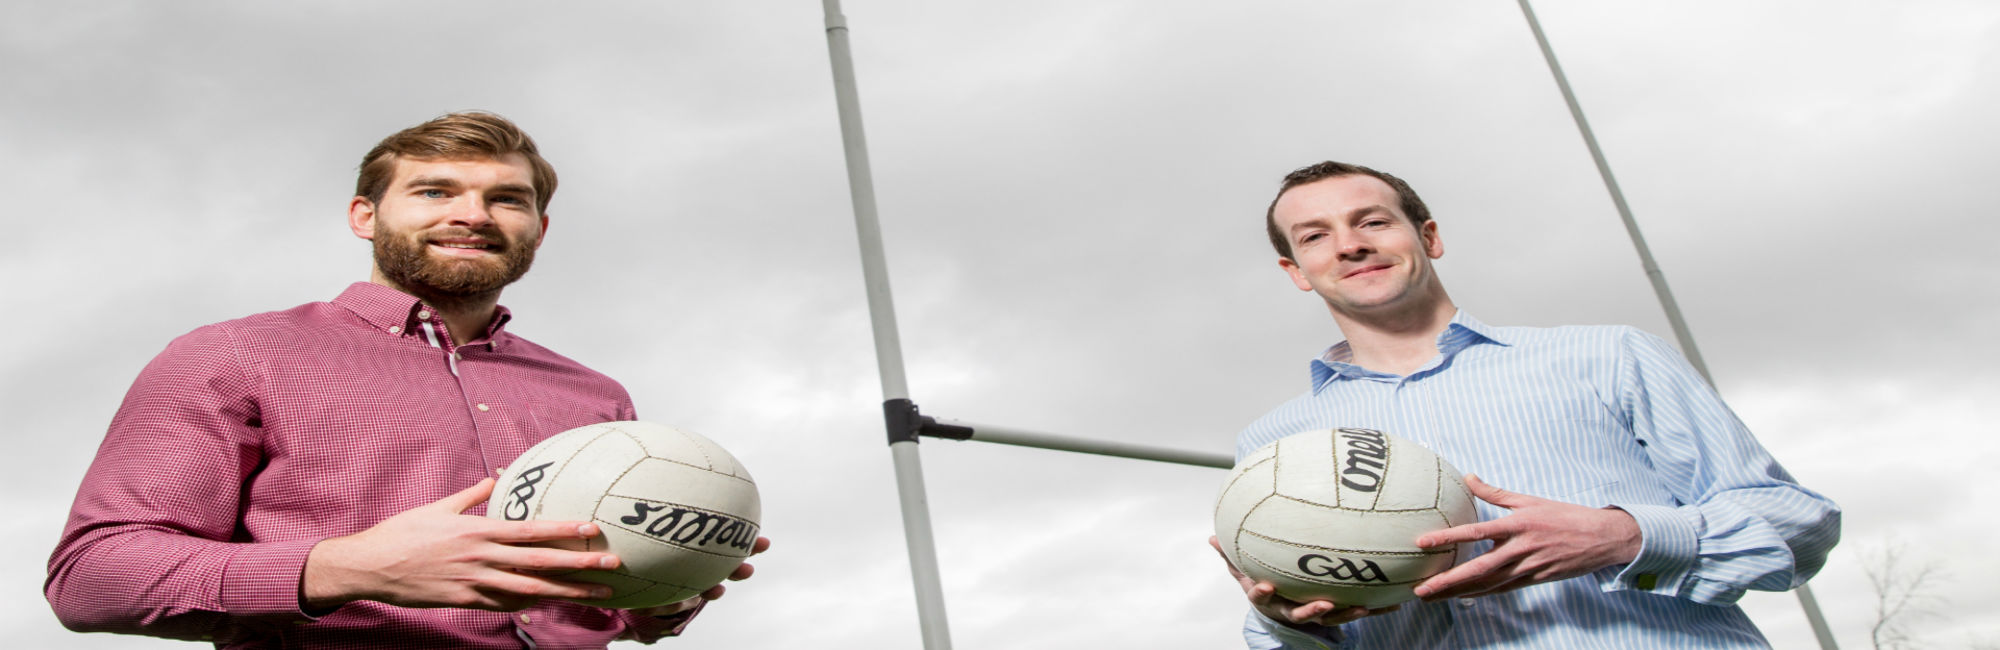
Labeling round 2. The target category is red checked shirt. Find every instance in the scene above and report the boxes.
[48,282,698,649]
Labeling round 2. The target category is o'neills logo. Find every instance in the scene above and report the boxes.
[501,462,555,521]
[619,502,759,553]
[1298,553,1390,583]
[1336,428,1389,492]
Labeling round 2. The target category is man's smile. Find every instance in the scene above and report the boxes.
[427,237,501,257]
[1340,263,1393,280]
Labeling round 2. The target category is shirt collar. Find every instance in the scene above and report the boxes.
[331,282,515,349]
[1308,310,1510,392]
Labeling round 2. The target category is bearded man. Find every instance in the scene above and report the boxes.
[47,112,765,648]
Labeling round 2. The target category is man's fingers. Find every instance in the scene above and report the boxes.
[1417,549,1521,600]
[1463,474,1541,510]
[1224,542,1346,624]
[483,570,614,603]
[750,536,771,555]
[1209,536,1249,581]
[1320,604,1396,626]
[1253,582,1325,624]
[728,561,755,582]
[1424,571,1523,602]
[1463,474,1509,504]
[701,582,727,601]
[1417,544,1515,597]
[635,597,701,618]
[1421,551,1506,595]
[476,593,539,613]
[1416,520,1505,549]
[1245,581,1277,606]
[1287,599,1335,624]
[1316,606,1363,626]
[486,544,621,573]
[484,519,604,544]
[435,478,499,514]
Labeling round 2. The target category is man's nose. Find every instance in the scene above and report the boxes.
[448,196,494,227]
[1335,234,1371,259]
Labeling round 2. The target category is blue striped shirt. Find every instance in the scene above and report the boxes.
[1235,312,1840,649]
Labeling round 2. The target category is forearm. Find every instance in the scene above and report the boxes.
[47,524,318,640]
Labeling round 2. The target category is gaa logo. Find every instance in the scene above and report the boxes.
[1297,553,1390,583]
[500,462,555,521]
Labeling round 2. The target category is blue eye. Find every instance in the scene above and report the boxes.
[420,189,447,199]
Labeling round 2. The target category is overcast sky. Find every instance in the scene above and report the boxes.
[5,1,1997,648]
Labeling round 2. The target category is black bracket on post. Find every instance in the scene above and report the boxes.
[883,398,974,445]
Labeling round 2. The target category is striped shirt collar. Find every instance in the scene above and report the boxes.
[1309,310,1510,392]
[330,281,515,351]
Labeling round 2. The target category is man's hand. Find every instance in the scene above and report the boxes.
[1412,475,1641,601]
[303,478,621,612]
[629,536,771,618]
[1209,536,1398,628]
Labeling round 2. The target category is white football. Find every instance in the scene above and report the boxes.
[489,421,760,609]
[1214,428,1476,609]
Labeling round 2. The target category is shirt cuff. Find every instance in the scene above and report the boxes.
[219,538,323,621]
[621,599,705,643]
[1251,609,1342,650]
[1603,503,1700,596]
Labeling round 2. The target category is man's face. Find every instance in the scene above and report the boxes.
[1273,174,1444,318]
[348,154,547,300]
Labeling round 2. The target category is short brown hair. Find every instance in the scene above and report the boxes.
[1264,161,1430,261]
[356,111,558,213]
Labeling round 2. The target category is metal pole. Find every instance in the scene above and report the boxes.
[821,2,953,647]
[939,420,1234,469]
[1514,0,1712,379]
[1514,1,1837,647]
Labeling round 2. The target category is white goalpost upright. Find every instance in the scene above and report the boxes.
[1513,2,1838,647]
[819,3,1235,647]
[819,2,952,647]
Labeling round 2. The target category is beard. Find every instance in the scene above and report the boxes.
[373,225,537,307]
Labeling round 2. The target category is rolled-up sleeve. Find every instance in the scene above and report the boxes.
[1602,330,1842,605]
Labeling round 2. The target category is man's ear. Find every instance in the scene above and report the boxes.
[348,196,377,240]
[1421,220,1443,259]
[534,214,550,250]
[1279,256,1314,292]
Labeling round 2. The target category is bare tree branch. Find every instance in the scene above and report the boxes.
[1863,539,1945,650]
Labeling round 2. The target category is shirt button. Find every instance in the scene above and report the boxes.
[388,326,401,334]
[1459,598,1476,607]
[418,310,432,319]
[476,403,490,412]
[519,613,531,624]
